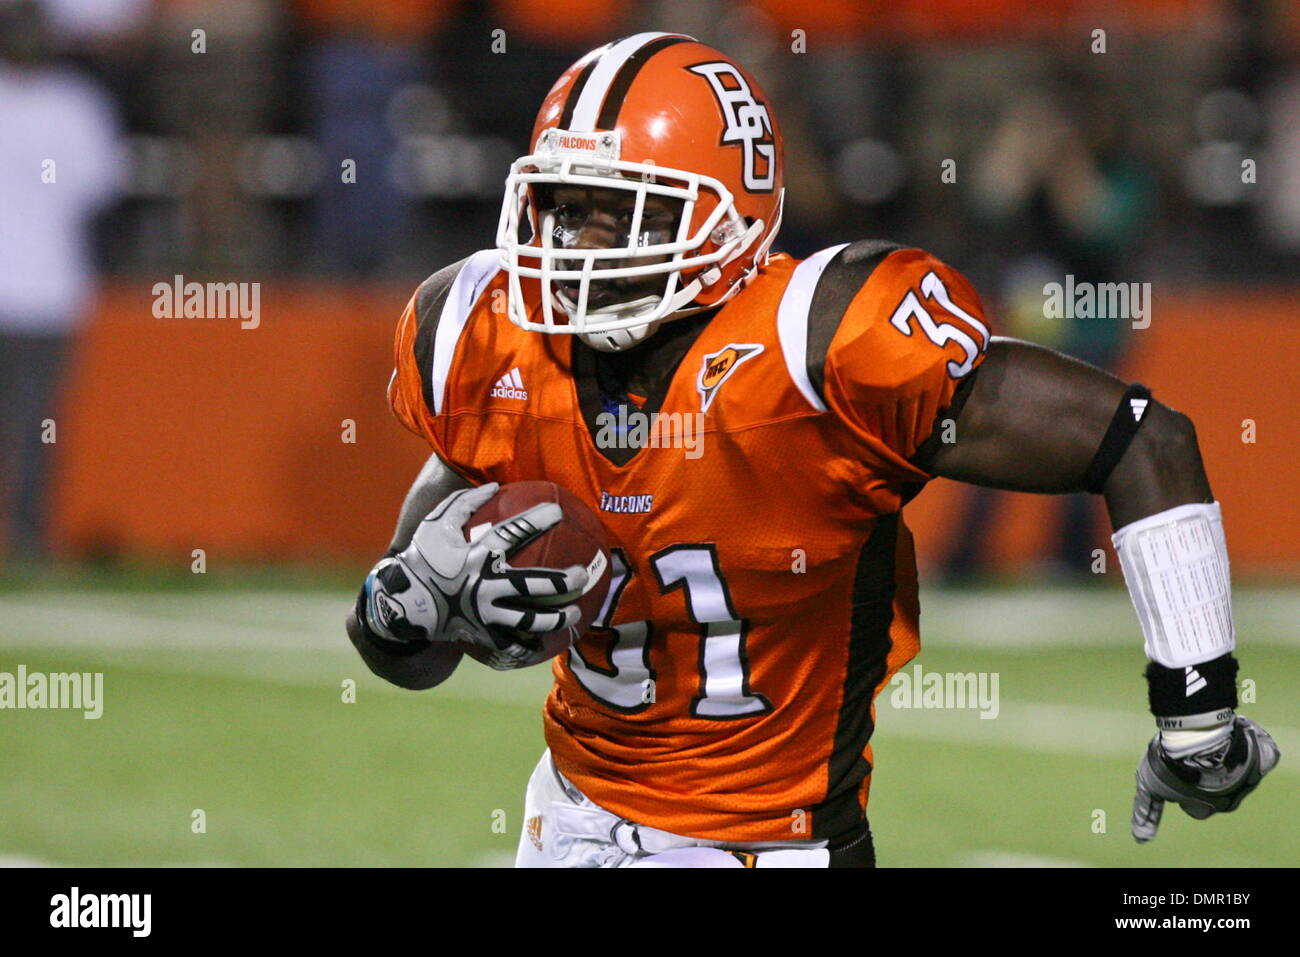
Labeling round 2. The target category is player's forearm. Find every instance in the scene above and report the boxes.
[1104,405,1239,751]
[346,452,472,688]
[387,452,473,553]
[1106,433,1275,841]
[927,338,1237,699]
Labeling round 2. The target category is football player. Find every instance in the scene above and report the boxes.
[346,33,1278,867]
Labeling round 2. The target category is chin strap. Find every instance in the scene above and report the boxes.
[573,218,771,353]
[579,322,662,352]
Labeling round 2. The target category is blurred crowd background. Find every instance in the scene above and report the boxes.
[6,0,1299,277]
[1,0,1298,577]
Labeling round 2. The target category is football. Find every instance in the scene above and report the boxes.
[460,480,612,668]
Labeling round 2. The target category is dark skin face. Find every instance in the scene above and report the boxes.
[536,184,703,396]
[537,184,684,312]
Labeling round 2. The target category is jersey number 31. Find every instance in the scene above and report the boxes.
[567,545,773,721]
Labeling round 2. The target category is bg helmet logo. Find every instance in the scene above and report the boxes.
[688,62,776,192]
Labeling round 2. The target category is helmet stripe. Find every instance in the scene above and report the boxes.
[568,32,693,131]
[558,48,605,130]
[594,35,691,130]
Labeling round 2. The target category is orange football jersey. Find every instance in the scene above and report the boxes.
[388,242,992,843]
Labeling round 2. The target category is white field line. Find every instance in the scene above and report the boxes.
[0,591,550,704]
[959,851,1093,868]
[0,595,348,651]
[0,600,555,706]
[0,853,236,868]
[1,592,1296,769]
[3,640,1295,779]
[914,587,1300,649]
[1,587,1297,650]
[876,699,1300,777]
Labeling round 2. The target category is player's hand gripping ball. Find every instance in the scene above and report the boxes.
[459,481,611,670]
[363,480,611,680]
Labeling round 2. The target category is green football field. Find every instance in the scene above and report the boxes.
[1,577,1295,867]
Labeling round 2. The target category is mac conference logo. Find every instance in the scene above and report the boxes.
[697,343,763,413]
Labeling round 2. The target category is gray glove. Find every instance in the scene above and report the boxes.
[1131,715,1280,843]
[363,482,589,669]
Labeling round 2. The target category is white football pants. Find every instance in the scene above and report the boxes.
[514,749,831,868]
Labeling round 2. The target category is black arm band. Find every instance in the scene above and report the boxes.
[1081,382,1152,494]
[1145,652,1238,719]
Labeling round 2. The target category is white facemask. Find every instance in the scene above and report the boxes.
[496,130,780,345]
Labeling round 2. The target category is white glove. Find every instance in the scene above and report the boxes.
[1131,715,1280,843]
[362,483,589,668]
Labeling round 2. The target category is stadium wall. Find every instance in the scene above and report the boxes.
[45,282,1299,576]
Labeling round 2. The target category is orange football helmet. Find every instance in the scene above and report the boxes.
[496,32,786,351]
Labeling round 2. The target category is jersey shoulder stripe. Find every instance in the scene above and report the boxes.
[389,250,501,445]
[806,239,907,401]
[775,243,845,412]
[425,249,501,415]
[774,240,906,412]
[411,255,471,418]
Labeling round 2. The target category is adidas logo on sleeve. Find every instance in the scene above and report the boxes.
[490,367,529,400]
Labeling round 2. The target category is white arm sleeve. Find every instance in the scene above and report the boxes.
[1111,501,1235,669]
